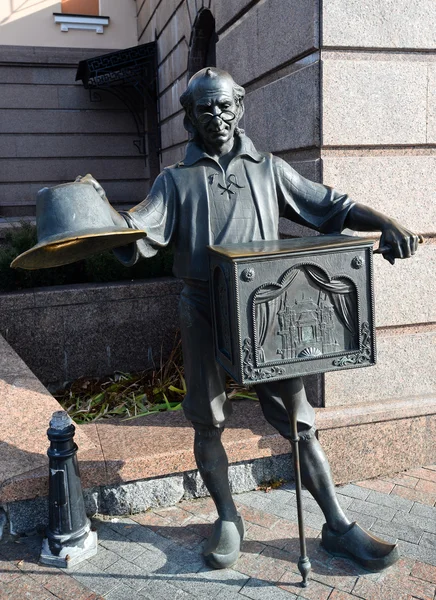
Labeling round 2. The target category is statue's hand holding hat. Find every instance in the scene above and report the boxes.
[11,175,146,270]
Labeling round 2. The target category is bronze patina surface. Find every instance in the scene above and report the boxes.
[15,68,419,581]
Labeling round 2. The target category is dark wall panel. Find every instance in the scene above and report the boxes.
[0,46,150,218]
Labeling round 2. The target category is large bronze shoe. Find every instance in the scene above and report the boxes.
[321,522,399,571]
[203,514,245,569]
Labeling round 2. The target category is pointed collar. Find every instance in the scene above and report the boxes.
[180,132,264,167]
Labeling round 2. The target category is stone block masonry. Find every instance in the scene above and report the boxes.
[0,278,182,389]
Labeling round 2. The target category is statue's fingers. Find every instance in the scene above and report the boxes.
[410,234,420,254]
[401,236,412,258]
[384,252,395,265]
[374,244,390,255]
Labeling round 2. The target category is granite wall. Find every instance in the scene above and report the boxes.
[320,1,436,407]
[0,278,182,390]
[137,0,435,413]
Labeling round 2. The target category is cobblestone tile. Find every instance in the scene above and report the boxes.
[167,570,229,598]
[392,512,436,536]
[351,576,412,600]
[420,532,436,551]
[130,511,170,528]
[311,569,357,594]
[178,497,218,521]
[126,524,174,552]
[236,505,280,528]
[104,557,149,591]
[347,499,396,522]
[410,560,436,584]
[139,578,197,599]
[336,484,371,501]
[155,524,206,549]
[0,555,21,583]
[300,511,325,531]
[355,479,395,495]
[278,570,333,600]
[104,518,138,537]
[405,468,436,483]
[153,506,196,525]
[234,550,288,582]
[185,516,215,539]
[398,540,436,566]
[366,489,414,512]
[199,566,249,593]
[416,478,436,496]
[245,518,319,551]
[103,582,147,599]
[97,525,147,562]
[236,492,276,513]
[280,537,330,570]
[382,474,419,489]
[337,495,354,510]
[240,576,298,599]
[0,574,57,600]
[354,566,436,600]
[83,546,120,571]
[132,543,204,575]
[11,552,57,585]
[370,518,423,544]
[345,510,377,530]
[43,571,100,600]
[409,502,436,521]
[391,485,436,507]
[328,591,357,599]
[240,538,268,556]
[70,562,120,596]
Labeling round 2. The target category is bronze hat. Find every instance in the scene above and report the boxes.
[11,178,146,270]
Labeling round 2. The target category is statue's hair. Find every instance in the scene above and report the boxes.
[180,67,245,133]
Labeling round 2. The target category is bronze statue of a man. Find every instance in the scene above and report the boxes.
[101,68,418,570]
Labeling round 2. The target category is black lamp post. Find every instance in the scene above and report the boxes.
[40,410,97,568]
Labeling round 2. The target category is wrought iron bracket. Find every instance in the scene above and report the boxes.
[76,43,158,165]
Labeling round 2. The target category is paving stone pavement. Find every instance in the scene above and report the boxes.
[1,464,436,599]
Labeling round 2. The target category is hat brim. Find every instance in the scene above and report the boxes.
[11,228,147,270]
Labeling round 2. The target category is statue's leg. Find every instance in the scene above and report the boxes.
[256,378,399,571]
[193,425,238,521]
[179,282,244,569]
[298,430,351,534]
[192,425,245,569]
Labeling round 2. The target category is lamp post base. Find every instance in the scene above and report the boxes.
[40,526,98,569]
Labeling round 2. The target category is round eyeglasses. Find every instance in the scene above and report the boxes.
[196,109,236,126]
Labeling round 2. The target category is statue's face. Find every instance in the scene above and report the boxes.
[190,76,241,150]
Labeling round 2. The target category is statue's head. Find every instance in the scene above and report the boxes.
[180,67,245,149]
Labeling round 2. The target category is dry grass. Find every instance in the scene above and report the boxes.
[55,333,256,423]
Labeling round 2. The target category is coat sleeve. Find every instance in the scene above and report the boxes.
[273,156,354,234]
[113,170,177,266]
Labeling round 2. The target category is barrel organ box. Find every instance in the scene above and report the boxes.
[208,235,376,386]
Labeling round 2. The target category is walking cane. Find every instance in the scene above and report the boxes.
[282,396,311,587]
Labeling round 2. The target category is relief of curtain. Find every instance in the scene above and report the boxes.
[253,270,300,361]
[303,265,357,337]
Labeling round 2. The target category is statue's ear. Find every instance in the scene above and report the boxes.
[235,99,245,123]
[183,111,197,135]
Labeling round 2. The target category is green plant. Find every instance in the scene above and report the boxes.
[0,223,174,291]
[55,333,258,424]
[56,336,186,423]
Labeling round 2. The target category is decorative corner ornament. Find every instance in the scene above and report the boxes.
[242,338,285,381]
[241,268,255,282]
[332,322,372,367]
[351,256,364,269]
